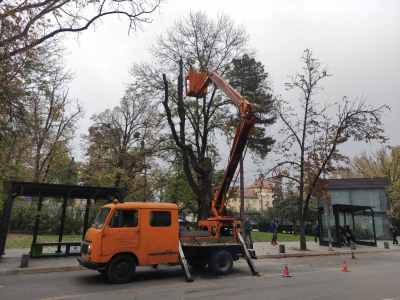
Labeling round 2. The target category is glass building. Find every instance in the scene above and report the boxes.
[318,178,390,246]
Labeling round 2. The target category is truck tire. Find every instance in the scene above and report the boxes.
[107,254,136,284]
[209,250,233,275]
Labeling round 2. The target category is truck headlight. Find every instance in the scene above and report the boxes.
[87,243,92,255]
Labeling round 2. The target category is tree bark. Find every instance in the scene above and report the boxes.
[198,167,212,219]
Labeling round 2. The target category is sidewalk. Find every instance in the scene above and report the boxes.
[0,248,82,276]
[1,241,399,276]
[254,240,400,258]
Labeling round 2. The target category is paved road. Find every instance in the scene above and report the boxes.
[1,252,400,300]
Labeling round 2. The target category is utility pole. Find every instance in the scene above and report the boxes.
[141,140,147,200]
[239,153,245,236]
[238,95,246,236]
[258,174,265,213]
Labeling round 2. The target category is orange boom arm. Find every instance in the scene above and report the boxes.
[186,69,257,218]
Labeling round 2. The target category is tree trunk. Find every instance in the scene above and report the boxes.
[196,156,213,219]
[198,171,212,220]
[142,140,147,200]
[299,219,307,250]
[33,147,41,183]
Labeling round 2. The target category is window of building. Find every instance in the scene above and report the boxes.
[150,211,171,227]
[110,210,138,228]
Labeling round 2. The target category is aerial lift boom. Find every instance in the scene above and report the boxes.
[186,69,257,238]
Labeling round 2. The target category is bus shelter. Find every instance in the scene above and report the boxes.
[0,181,125,258]
[319,204,377,247]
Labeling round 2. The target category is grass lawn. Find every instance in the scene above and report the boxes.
[251,231,314,242]
[6,232,314,249]
[6,233,82,249]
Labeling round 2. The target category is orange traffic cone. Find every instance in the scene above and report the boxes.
[341,260,349,272]
[281,265,291,277]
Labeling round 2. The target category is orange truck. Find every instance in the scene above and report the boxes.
[78,200,247,283]
[78,68,259,283]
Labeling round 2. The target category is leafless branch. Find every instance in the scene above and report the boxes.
[0,0,162,59]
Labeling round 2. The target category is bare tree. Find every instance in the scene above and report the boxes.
[0,36,43,144]
[133,12,248,219]
[84,84,162,198]
[267,49,389,250]
[0,37,81,184]
[0,54,31,183]
[27,50,82,182]
[0,0,162,59]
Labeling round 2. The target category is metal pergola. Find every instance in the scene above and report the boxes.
[319,204,377,247]
[0,181,125,257]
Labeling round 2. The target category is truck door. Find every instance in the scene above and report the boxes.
[142,209,179,265]
[101,209,140,257]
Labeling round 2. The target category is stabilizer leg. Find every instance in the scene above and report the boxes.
[238,232,260,276]
[178,241,194,282]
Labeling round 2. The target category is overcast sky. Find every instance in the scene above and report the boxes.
[63,0,400,183]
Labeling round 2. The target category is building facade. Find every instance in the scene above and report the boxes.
[227,177,275,213]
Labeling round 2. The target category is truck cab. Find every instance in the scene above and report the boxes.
[78,201,180,283]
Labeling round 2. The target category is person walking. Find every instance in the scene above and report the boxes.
[289,224,294,235]
[244,218,254,249]
[391,225,399,245]
[337,225,345,246]
[314,223,321,243]
[271,220,278,246]
[344,225,355,247]
[244,218,257,258]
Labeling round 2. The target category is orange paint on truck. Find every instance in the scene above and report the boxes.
[80,202,180,269]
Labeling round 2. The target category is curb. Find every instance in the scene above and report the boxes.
[0,265,83,276]
[257,248,400,259]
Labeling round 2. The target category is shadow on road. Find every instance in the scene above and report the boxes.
[74,265,250,286]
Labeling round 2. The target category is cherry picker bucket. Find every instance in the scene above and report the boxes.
[186,69,208,97]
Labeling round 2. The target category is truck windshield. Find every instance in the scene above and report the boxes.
[92,207,110,229]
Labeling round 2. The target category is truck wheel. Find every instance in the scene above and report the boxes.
[107,254,136,284]
[209,250,233,275]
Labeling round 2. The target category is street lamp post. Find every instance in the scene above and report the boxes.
[239,153,246,238]
[141,140,147,200]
